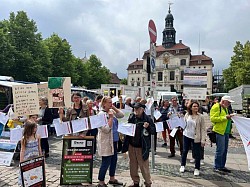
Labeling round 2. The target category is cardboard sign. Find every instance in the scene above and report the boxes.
[12,84,39,116]
[20,156,46,187]
[37,83,48,98]
[60,136,94,185]
[48,77,71,108]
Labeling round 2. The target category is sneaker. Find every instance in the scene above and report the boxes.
[179,166,185,173]
[200,159,205,165]
[190,158,195,163]
[161,143,167,147]
[219,167,231,173]
[194,169,200,176]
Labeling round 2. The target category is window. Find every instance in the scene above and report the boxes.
[138,70,140,73]
[198,60,202,64]
[204,66,206,69]
[193,67,195,69]
[170,71,175,80]
[135,71,136,73]
[132,78,134,81]
[181,85,184,89]
[180,71,184,80]
[180,59,186,66]
[131,83,134,86]
[137,77,140,81]
[158,72,163,81]
[176,50,179,54]
[131,71,133,73]
[137,82,140,86]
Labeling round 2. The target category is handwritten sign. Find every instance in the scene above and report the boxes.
[37,83,48,98]
[48,77,71,108]
[12,84,39,116]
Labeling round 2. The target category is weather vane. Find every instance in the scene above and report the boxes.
[168,1,173,13]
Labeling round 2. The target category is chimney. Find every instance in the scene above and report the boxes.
[202,51,205,55]
[179,40,182,43]
[136,58,138,61]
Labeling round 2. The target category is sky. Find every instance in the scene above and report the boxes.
[1,0,250,79]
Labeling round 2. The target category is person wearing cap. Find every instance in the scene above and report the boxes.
[210,95,234,173]
[122,102,156,187]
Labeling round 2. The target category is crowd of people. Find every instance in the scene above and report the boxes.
[0,93,236,187]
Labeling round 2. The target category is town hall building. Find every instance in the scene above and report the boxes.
[127,6,213,94]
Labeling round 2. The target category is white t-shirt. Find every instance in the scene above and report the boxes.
[183,115,196,139]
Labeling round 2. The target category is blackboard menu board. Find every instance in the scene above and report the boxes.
[60,136,94,185]
[20,156,46,187]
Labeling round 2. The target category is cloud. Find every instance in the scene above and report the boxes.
[0,0,250,79]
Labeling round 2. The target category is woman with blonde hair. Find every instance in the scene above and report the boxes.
[97,96,124,187]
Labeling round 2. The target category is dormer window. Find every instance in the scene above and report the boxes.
[176,50,179,54]
[198,60,202,64]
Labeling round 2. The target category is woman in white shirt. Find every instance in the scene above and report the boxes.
[179,101,206,176]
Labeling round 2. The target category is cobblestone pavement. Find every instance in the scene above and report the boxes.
[0,115,249,186]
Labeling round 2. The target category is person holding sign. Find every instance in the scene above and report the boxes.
[37,97,53,158]
[167,97,184,158]
[59,92,89,136]
[122,102,156,187]
[97,96,124,187]
[18,120,42,186]
[179,101,206,176]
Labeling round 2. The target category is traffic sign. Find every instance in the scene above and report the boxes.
[148,20,157,43]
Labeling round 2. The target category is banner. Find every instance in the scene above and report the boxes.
[232,116,250,170]
[12,84,39,116]
[60,136,94,185]
[48,77,71,108]
[183,68,207,100]
[20,156,46,187]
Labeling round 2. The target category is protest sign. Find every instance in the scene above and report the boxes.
[37,125,48,139]
[71,118,89,133]
[155,122,164,133]
[20,156,46,187]
[48,77,71,108]
[60,136,94,185]
[54,121,72,136]
[0,112,9,125]
[13,84,39,116]
[37,83,48,98]
[0,139,17,166]
[167,116,186,130]
[118,123,136,136]
[10,128,24,142]
[89,114,107,129]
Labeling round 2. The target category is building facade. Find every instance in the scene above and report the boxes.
[127,6,214,94]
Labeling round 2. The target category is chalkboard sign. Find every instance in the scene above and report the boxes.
[60,136,94,185]
[20,156,46,187]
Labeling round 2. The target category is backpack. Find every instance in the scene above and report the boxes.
[207,105,222,146]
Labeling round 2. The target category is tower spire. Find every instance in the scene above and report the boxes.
[162,2,176,48]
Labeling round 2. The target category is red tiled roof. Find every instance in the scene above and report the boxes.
[142,43,190,59]
[110,73,120,84]
[127,59,143,70]
[189,55,214,66]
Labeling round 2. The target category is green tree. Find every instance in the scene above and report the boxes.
[223,41,250,91]
[84,55,111,89]
[72,57,88,86]
[120,78,127,85]
[44,34,78,83]
[6,11,51,82]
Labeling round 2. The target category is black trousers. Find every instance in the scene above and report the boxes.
[41,138,49,154]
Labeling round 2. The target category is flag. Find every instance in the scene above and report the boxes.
[232,116,250,170]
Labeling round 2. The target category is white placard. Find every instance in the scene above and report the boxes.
[112,96,119,104]
[0,112,9,125]
[71,118,89,133]
[124,104,133,111]
[183,87,207,100]
[170,127,178,137]
[145,97,154,110]
[155,122,164,132]
[154,110,162,120]
[1,131,10,137]
[118,109,132,124]
[118,123,136,136]
[37,125,48,139]
[54,121,72,136]
[89,114,108,129]
[10,128,24,142]
[12,84,39,116]
[167,116,186,130]
[0,152,14,166]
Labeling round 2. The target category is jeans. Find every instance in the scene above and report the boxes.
[181,136,201,170]
[192,145,204,160]
[98,142,118,181]
[214,133,229,169]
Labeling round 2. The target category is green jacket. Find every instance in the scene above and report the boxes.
[210,103,228,135]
